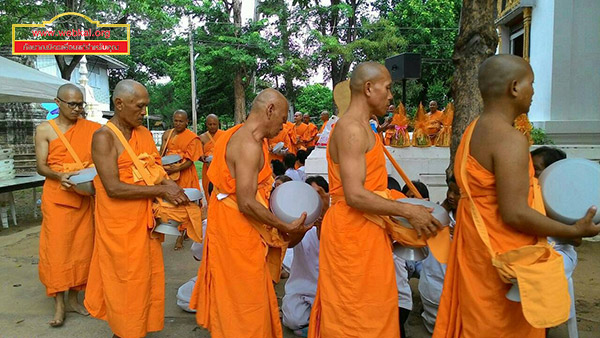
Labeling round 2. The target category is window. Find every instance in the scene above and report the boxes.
[510,27,524,57]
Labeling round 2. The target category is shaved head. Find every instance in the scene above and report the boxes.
[112,79,149,127]
[173,109,188,120]
[249,88,289,138]
[113,79,148,105]
[250,88,287,115]
[206,114,219,123]
[56,83,82,98]
[348,61,393,117]
[349,62,389,93]
[478,54,533,101]
[205,113,220,134]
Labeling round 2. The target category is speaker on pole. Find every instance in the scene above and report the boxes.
[385,53,422,81]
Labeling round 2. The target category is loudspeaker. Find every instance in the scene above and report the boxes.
[385,53,421,81]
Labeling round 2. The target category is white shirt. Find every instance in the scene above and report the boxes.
[285,168,305,182]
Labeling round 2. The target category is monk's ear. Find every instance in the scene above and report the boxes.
[509,79,519,98]
[266,103,275,120]
[364,81,373,97]
[114,97,124,111]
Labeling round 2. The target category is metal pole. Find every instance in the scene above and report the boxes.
[189,17,198,134]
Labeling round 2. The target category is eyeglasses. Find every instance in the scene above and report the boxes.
[57,97,86,109]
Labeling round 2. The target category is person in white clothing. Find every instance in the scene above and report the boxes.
[418,176,459,333]
[283,153,304,181]
[282,176,329,337]
[176,219,207,313]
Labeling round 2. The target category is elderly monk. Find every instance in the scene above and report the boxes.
[293,111,309,150]
[190,88,312,338]
[303,113,319,147]
[85,79,189,338]
[425,100,443,140]
[199,114,223,202]
[35,84,101,327]
[308,62,443,338]
[318,110,330,134]
[433,55,600,338]
[160,109,203,250]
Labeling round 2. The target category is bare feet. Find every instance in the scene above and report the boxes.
[174,234,185,250]
[49,292,65,327]
[67,290,90,316]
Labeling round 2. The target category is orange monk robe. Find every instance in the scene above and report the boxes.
[286,121,298,154]
[433,122,545,338]
[425,110,443,138]
[85,126,166,338]
[39,119,101,297]
[308,133,400,338]
[164,128,202,190]
[318,123,327,134]
[201,129,224,202]
[268,126,294,162]
[304,122,319,148]
[293,122,309,151]
[190,124,285,338]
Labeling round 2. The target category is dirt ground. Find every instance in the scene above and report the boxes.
[0,188,598,337]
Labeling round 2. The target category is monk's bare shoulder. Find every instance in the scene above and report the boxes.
[35,121,52,139]
[92,126,115,148]
[199,132,210,144]
[334,117,369,150]
[493,124,530,156]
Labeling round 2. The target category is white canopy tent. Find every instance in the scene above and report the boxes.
[0,56,71,103]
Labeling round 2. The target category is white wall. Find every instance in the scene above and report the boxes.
[551,0,600,122]
[528,0,555,122]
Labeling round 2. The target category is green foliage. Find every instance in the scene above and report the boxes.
[0,0,462,125]
[531,127,554,145]
[295,84,333,117]
[375,0,461,104]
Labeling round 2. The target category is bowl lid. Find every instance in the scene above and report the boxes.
[184,188,203,202]
[70,167,97,184]
[162,154,182,165]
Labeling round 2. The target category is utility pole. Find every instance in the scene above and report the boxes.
[189,17,198,134]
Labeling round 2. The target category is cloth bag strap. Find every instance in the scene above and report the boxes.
[48,119,83,167]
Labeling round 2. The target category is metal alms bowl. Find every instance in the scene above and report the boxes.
[270,181,322,225]
[69,167,97,196]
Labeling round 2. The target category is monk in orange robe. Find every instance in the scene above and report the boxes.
[35,84,101,327]
[318,110,330,134]
[268,122,294,162]
[308,62,443,338]
[293,112,309,150]
[286,120,298,154]
[85,80,189,338]
[434,54,600,338]
[303,113,319,147]
[160,109,203,249]
[425,100,443,140]
[198,114,223,203]
[190,88,312,338]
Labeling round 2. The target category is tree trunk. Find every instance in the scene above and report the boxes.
[447,0,498,177]
[55,55,84,80]
[233,71,246,124]
[232,0,246,124]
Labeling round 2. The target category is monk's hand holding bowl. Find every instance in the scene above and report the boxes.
[161,179,189,206]
[572,206,600,238]
[59,172,76,189]
[405,204,443,238]
[284,212,311,235]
